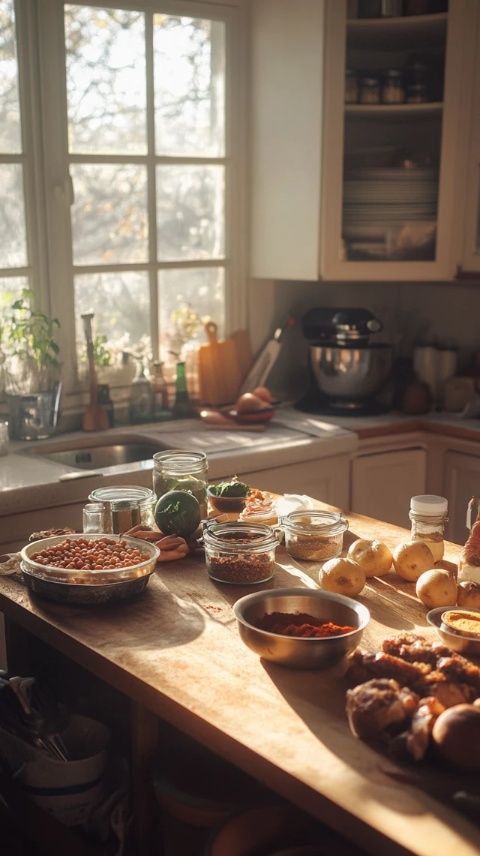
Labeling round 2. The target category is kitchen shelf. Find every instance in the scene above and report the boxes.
[345,101,443,118]
[347,12,448,49]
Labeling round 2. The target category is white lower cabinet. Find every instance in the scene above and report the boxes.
[241,454,350,510]
[444,450,480,544]
[351,448,427,529]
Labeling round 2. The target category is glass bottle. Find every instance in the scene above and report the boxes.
[97,384,114,427]
[129,360,154,423]
[153,450,208,520]
[152,361,171,420]
[409,495,448,562]
[172,361,194,418]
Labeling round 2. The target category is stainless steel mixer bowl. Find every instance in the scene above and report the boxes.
[309,343,392,401]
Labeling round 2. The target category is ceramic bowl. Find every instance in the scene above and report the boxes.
[207,486,248,514]
[427,606,480,655]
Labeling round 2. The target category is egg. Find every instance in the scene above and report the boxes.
[235,392,269,414]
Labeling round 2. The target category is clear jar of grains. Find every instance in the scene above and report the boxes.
[409,495,448,562]
[153,450,208,520]
[281,511,349,563]
[203,521,278,585]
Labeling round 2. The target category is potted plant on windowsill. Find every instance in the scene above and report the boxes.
[0,290,62,440]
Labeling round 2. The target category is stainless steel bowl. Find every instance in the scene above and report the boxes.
[20,565,153,605]
[309,343,392,402]
[20,533,159,604]
[427,606,480,655]
[233,588,369,669]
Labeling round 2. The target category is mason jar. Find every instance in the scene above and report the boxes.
[280,511,348,563]
[88,485,156,534]
[203,521,277,585]
[409,495,448,562]
[153,450,208,520]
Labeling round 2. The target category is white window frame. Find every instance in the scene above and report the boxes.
[14,0,247,395]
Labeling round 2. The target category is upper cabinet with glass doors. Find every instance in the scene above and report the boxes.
[460,2,480,273]
[250,0,477,281]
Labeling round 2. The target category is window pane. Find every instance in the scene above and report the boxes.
[74,271,150,358]
[0,164,27,266]
[158,267,225,358]
[157,166,224,261]
[71,164,148,264]
[154,15,225,156]
[65,6,146,154]
[0,0,21,153]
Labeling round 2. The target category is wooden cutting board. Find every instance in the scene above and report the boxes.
[198,322,242,405]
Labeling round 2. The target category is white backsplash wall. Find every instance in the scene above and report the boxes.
[247,278,480,401]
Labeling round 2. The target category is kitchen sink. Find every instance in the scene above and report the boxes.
[27,438,168,470]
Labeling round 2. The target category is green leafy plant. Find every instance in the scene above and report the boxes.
[0,289,61,394]
[91,334,113,368]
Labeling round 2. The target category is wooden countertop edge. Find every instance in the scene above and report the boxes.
[353,417,480,442]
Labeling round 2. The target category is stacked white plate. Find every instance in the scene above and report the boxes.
[343,167,438,228]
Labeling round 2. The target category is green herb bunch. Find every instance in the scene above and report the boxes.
[0,289,61,394]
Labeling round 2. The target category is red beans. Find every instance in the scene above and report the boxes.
[30,537,148,571]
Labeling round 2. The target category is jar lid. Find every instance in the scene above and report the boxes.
[89,485,156,508]
[153,449,207,473]
[281,510,348,537]
[203,521,278,552]
[410,495,448,515]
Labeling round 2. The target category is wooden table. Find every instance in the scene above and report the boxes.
[0,507,478,856]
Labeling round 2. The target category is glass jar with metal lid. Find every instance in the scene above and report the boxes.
[153,450,208,519]
[280,511,349,563]
[382,69,405,104]
[359,75,381,104]
[409,495,448,563]
[203,521,278,585]
[87,485,156,534]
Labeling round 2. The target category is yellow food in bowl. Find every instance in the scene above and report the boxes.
[441,610,480,638]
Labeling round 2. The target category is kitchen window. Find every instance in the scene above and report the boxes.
[0,0,245,392]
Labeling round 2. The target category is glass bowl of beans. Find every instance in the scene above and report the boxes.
[20,533,160,604]
[203,521,278,585]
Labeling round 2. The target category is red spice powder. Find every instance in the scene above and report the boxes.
[258,611,354,638]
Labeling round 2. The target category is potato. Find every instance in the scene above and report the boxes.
[457,580,480,609]
[320,557,366,597]
[432,705,480,769]
[392,541,434,582]
[415,568,457,608]
[347,539,393,577]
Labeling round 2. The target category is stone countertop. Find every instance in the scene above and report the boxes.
[0,413,357,515]
[2,408,480,516]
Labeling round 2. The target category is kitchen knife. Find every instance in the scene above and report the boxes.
[239,317,295,395]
